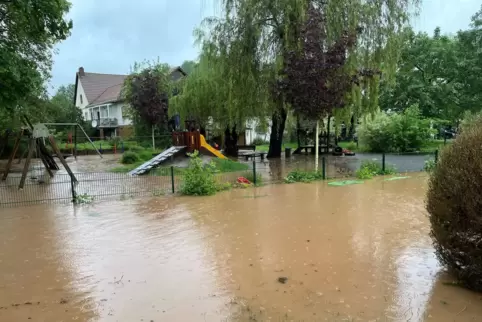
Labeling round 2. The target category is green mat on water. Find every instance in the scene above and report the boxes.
[384,176,410,181]
[328,180,364,186]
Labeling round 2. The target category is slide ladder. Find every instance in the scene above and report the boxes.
[128,146,186,176]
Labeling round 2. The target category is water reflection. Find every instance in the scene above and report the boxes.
[0,175,481,321]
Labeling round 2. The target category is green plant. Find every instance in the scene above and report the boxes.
[284,170,323,183]
[243,171,263,185]
[426,115,482,291]
[121,151,140,164]
[180,151,218,196]
[128,145,145,153]
[424,159,436,172]
[355,160,395,179]
[252,137,269,146]
[75,193,94,204]
[358,105,435,153]
[212,158,249,172]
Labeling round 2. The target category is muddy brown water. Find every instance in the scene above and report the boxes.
[1,175,481,321]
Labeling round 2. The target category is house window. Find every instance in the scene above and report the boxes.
[80,94,83,104]
[84,112,88,120]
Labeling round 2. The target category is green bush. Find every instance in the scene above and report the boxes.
[426,116,482,291]
[355,160,396,179]
[252,137,269,146]
[181,151,218,196]
[424,159,436,172]
[121,151,140,164]
[128,145,145,153]
[358,105,434,153]
[284,169,323,183]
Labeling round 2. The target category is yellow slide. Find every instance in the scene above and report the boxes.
[199,134,227,159]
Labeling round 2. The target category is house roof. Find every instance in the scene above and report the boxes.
[75,66,187,107]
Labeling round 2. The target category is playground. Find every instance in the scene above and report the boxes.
[0,175,480,321]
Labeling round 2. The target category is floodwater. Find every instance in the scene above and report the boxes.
[1,176,481,321]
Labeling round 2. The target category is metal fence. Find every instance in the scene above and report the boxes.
[0,150,438,208]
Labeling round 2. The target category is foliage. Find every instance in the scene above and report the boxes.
[358,105,434,152]
[122,62,172,130]
[284,170,323,183]
[180,60,197,75]
[121,151,140,164]
[0,0,72,124]
[424,159,436,172]
[180,151,218,196]
[212,158,249,172]
[186,0,416,157]
[281,6,368,120]
[426,114,482,291]
[380,7,482,124]
[252,138,269,146]
[355,160,395,179]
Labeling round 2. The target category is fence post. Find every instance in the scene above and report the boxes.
[70,175,76,204]
[382,153,386,173]
[434,149,439,164]
[322,157,326,180]
[170,166,175,193]
[252,160,257,185]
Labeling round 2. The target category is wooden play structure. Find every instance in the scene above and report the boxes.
[1,117,102,189]
[128,130,227,176]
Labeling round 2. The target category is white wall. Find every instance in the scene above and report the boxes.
[75,81,88,109]
[245,118,271,145]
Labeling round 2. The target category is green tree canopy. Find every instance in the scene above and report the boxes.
[0,0,73,121]
[184,0,418,157]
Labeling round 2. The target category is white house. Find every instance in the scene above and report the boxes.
[74,66,186,138]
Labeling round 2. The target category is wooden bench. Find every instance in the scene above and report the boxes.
[241,152,266,161]
[238,145,256,151]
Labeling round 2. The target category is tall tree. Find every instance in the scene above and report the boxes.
[122,63,172,149]
[180,60,197,75]
[204,0,418,157]
[0,0,73,123]
[379,28,462,122]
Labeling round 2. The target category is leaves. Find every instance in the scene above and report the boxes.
[0,0,72,115]
[122,63,172,128]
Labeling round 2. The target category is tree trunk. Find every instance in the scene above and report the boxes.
[224,126,239,157]
[151,125,155,150]
[267,107,287,158]
[315,120,319,171]
[325,116,331,153]
[296,115,301,148]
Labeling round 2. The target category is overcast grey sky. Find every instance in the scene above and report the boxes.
[49,0,481,94]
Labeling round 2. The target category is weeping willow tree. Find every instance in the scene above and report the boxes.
[197,0,418,158]
[170,35,272,156]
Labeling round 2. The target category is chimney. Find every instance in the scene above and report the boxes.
[78,67,85,77]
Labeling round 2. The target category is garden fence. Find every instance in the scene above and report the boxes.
[0,150,438,208]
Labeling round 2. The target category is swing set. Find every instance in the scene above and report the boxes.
[1,117,102,189]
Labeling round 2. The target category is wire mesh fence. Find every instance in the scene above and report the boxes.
[0,150,438,208]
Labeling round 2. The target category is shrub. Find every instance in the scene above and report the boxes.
[424,159,436,172]
[252,137,269,146]
[128,145,145,153]
[284,169,323,183]
[121,151,140,164]
[426,116,482,291]
[180,151,218,196]
[355,160,396,179]
[358,105,434,153]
